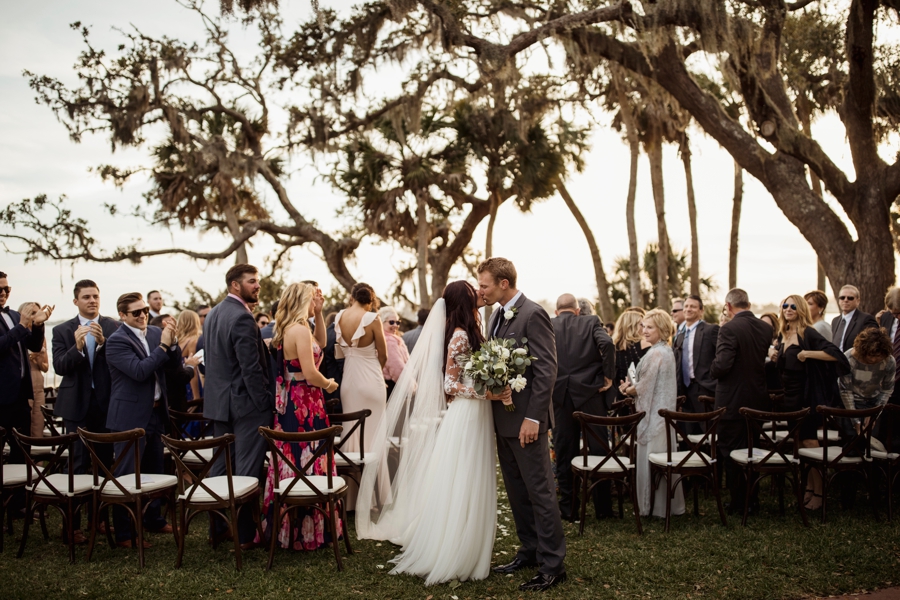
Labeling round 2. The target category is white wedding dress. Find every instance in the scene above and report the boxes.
[355,300,497,586]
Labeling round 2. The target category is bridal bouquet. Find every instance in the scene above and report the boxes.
[463,337,537,411]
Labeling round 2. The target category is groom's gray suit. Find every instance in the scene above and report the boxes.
[489,293,566,576]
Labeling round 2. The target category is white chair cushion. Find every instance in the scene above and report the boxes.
[3,464,42,486]
[797,446,863,463]
[181,447,216,465]
[649,450,714,468]
[275,475,346,497]
[335,451,369,467]
[29,445,69,458]
[570,455,632,472]
[817,429,841,442]
[180,476,258,503]
[762,421,788,431]
[98,473,178,496]
[32,473,94,497]
[686,434,711,445]
[730,448,790,464]
[871,450,900,461]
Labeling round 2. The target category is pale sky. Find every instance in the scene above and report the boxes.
[2,0,897,321]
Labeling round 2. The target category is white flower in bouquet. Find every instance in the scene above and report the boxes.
[462,337,536,412]
[510,375,527,393]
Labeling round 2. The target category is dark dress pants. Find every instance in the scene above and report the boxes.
[0,379,32,463]
[553,393,612,520]
[111,408,168,542]
[681,380,712,435]
[210,406,273,544]
[64,391,112,529]
[496,431,566,576]
[717,418,758,511]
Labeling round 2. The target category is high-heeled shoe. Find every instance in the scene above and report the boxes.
[804,492,823,511]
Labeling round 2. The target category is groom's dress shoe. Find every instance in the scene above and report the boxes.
[519,572,567,592]
[492,557,538,574]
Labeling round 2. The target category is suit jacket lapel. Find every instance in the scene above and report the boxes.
[122,326,149,358]
[497,293,527,339]
[692,322,705,371]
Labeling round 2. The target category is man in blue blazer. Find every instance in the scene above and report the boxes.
[0,271,53,463]
[106,292,181,547]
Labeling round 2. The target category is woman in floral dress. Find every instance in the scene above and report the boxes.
[259,282,341,550]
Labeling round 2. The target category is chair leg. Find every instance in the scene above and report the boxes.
[230,501,242,571]
[135,498,146,570]
[65,501,76,564]
[104,505,115,550]
[17,498,32,558]
[175,504,186,569]
[629,472,642,535]
[339,499,352,555]
[819,468,828,525]
[578,475,588,536]
[328,501,343,571]
[649,469,658,518]
[87,494,99,562]
[793,467,809,527]
[741,469,752,527]
[712,466,727,527]
[664,471,672,533]
[266,498,279,571]
[38,506,49,541]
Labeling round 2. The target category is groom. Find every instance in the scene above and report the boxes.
[477,258,566,592]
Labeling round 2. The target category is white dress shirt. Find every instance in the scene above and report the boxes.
[682,320,700,380]
[124,324,162,401]
[839,309,856,351]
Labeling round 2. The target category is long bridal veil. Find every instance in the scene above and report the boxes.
[355,298,448,544]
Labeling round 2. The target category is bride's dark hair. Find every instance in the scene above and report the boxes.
[442,280,485,372]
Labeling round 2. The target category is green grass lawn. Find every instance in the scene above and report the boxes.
[1,475,897,600]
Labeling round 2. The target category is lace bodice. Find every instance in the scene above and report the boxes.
[443,330,485,399]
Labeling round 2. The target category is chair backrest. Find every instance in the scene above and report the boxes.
[816,405,883,463]
[609,397,634,417]
[658,407,727,469]
[698,394,716,408]
[11,428,80,498]
[258,425,342,499]
[573,410,645,474]
[161,433,236,504]
[40,405,63,437]
[738,406,810,466]
[675,395,687,411]
[78,428,147,499]
[168,408,213,441]
[185,398,204,412]
[329,409,372,463]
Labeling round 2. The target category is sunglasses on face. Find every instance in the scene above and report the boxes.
[387,320,399,326]
[839,296,856,301]
[671,309,683,313]
[782,304,797,310]
[128,307,150,318]
[0,286,10,295]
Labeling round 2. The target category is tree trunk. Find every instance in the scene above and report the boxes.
[557,180,615,321]
[615,71,643,308]
[798,96,829,294]
[646,121,671,312]
[416,192,430,308]
[483,190,500,334]
[729,160,743,290]
[429,199,492,301]
[222,204,249,264]
[681,138,700,297]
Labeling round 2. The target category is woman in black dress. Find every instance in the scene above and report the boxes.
[613,309,651,401]
[773,294,849,510]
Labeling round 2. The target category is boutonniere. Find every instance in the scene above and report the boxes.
[504,307,518,321]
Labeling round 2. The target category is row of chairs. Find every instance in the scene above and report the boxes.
[569,400,900,534]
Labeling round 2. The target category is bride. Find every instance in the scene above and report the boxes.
[355,280,511,585]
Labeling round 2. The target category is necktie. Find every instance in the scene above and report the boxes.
[892,318,900,382]
[85,321,96,370]
[681,328,692,387]
[835,317,847,351]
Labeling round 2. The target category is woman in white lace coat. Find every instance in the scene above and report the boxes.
[619,308,685,518]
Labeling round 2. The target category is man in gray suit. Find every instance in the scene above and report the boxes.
[402,308,430,354]
[203,264,272,547]
[551,293,615,522]
[478,258,566,593]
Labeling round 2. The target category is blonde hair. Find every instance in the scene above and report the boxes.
[273,283,314,349]
[643,308,675,343]
[378,306,398,322]
[17,301,38,315]
[175,309,201,342]
[613,311,645,350]
[779,294,814,339]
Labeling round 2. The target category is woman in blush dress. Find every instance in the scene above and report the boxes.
[259,282,341,550]
[619,308,685,518]
[379,306,409,400]
[335,283,388,509]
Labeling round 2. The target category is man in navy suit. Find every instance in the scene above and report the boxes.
[0,271,53,463]
[52,279,120,539]
[106,292,181,547]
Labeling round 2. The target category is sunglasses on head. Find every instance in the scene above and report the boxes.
[839,295,856,301]
[782,303,797,310]
[128,307,150,318]
[0,286,10,295]
[387,320,399,326]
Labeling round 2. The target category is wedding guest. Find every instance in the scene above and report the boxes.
[805,290,832,342]
[0,271,52,464]
[380,306,409,399]
[759,312,783,391]
[619,308,685,518]
[402,308,429,354]
[878,287,900,451]
[255,312,271,330]
[195,304,211,377]
[196,305,211,327]
[613,310,650,400]
[831,285,878,352]
[147,290,164,319]
[674,295,719,432]
[259,283,340,549]
[260,301,277,344]
[175,310,203,402]
[604,322,615,336]
[577,298,595,316]
[839,327,895,422]
[321,312,344,407]
[106,292,181,547]
[335,283,387,508]
[203,264,273,549]
[18,302,49,438]
[671,298,686,335]
[711,288,771,516]
[552,293,615,521]
[772,295,849,511]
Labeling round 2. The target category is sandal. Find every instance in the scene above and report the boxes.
[803,488,815,505]
[804,492,823,511]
